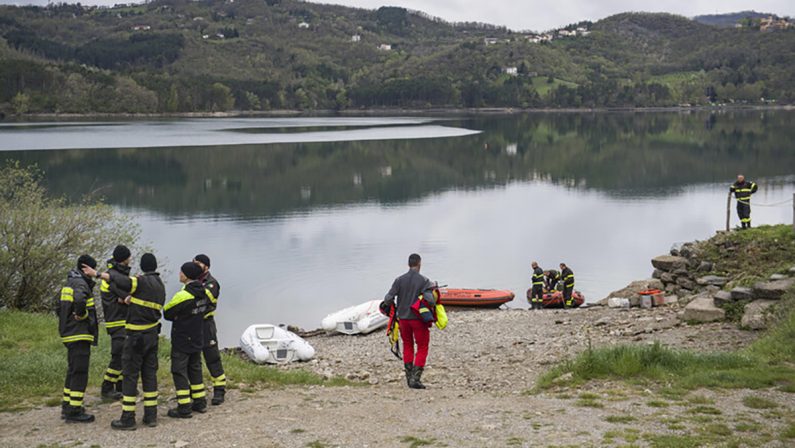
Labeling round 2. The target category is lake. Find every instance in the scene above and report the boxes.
[2,111,794,347]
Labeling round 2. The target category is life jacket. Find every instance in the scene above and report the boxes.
[410,287,448,330]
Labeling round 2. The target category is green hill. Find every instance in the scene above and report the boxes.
[1,1,794,114]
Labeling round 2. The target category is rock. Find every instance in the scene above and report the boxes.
[769,273,789,281]
[696,275,728,287]
[663,295,679,305]
[669,248,680,256]
[660,272,676,284]
[664,283,678,293]
[730,287,754,301]
[696,261,714,273]
[604,279,664,301]
[175,441,189,448]
[651,255,688,272]
[652,269,663,279]
[679,244,694,258]
[687,258,701,269]
[741,300,778,330]
[594,317,612,326]
[753,279,795,300]
[681,294,726,323]
[677,277,697,291]
[673,268,690,277]
[713,290,733,307]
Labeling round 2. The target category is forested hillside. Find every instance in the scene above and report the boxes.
[1,0,794,114]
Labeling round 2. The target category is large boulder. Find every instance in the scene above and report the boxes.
[697,275,728,287]
[651,255,688,272]
[604,279,664,300]
[696,261,714,273]
[752,279,795,300]
[769,273,789,281]
[681,294,726,323]
[713,290,733,307]
[652,269,663,279]
[677,277,698,291]
[730,287,754,301]
[660,272,676,284]
[741,300,778,330]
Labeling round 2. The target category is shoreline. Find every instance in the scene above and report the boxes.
[3,104,794,121]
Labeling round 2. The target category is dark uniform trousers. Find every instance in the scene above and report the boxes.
[737,201,751,225]
[563,286,574,307]
[63,341,91,408]
[202,318,226,388]
[105,326,126,386]
[121,330,160,413]
[531,286,543,304]
[171,350,204,405]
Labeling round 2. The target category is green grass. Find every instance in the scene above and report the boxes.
[399,436,436,447]
[742,396,778,409]
[0,309,348,412]
[605,415,637,424]
[782,423,795,439]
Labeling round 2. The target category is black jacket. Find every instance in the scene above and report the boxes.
[163,281,210,353]
[384,269,432,320]
[561,267,575,289]
[59,269,98,345]
[100,259,132,331]
[730,180,758,202]
[125,272,166,333]
[545,270,560,290]
[200,271,220,319]
[532,267,545,289]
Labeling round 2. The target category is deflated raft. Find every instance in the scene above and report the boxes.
[320,299,388,335]
[438,288,515,308]
[240,324,315,364]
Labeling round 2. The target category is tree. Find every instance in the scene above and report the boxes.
[11,92,30,114]
[0,163,140,312]
[208,82,234,111]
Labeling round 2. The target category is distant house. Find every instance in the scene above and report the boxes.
[760,16,792,31]
[378,43,392,51]
[526,36,542,43]
[504,66,518,76]
[202,34,210,39]
[484,37,499,45]
[351,34,361,42]
[216,33,225,39]
[131,25,151,31]
[298,22,310,29]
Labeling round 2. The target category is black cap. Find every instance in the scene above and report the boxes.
[194,254,211,268]
[140,253,157,273]
[77,254,97,271]
[181,262,202,280]
[113,245,131,263]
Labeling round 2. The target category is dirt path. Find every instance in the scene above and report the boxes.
[2,306,792,447]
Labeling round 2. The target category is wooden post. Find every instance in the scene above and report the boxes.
[792,193,795,233]
[726,191,732,232]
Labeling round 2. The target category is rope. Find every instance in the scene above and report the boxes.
[736,197,793,207]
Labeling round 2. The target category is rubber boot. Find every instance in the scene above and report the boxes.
[61,401,69,419]
[167,403,192,419]
[111,410,137,431]
[192,397,207,414]
[211,387,225,406]
[403,362,414,387]
[409,366,426,390]
[143,407,158,427]
[101,381,122,400]
[64,405,95,423]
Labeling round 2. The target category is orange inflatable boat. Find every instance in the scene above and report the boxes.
[439,288,515,307]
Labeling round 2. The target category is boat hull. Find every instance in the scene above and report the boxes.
[438,288,515,308]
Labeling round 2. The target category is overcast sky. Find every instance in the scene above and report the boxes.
[1,0,792,30]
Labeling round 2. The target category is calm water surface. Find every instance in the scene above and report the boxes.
[2,112,794,347]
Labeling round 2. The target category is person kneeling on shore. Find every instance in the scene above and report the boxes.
[164,262,211,418]
[383,253,434,389]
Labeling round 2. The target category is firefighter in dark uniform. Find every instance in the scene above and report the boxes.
[164,262,210,419]
[194,254,226,406]
[99,245,133,400]
[60,255,99,423]
[529,261,545,310]
[83,253,166,430]
[544,269,561,292]
[730,174,758,229]
[560,263,575,308]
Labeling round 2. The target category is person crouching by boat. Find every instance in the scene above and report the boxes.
[164,262,210,418]
[544,269,560,292]
[383,253,434,389]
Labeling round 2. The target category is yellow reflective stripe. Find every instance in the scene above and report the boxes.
[204,311,216,319]
[60,287,74,302]
[122,405,136,412]
[130,297,163,311]
[69,400,83,406]
[86,297,95,307]
[130,277,138,294]
[105,320,126,328]
[70,391,85,398]
[61,334,94,343]
[206,289,217,304]
[125,322,159,331]
[144,399,158,406]
[104,375,116,381]
[532,282,544,285]
[143,391,158,398]
[190,384,205,391]
[106,368,122,375]
[100,280,110,293]
[176,390,190,396]
[164,289,194,311]
[177,397,191,404]
[191,391,206,398]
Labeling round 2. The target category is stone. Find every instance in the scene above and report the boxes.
[681,295,726,323]
[769,273,789,281]
[713,290,733,307]
[697,261,714,273]
[603,279,664,301]
[651,255,688,272]
[677,277,697,291]
[664,283,678,293]
[175,441,190,448]
[696,275,728,287]
[753,279,795,300]
[730,287,754,301]
[663,295,679,305]
[741,300,778,330]
[652,269,663,279]
[673,268,690,277]
[679,245,693,258]
[687,258,701,269]
[660,272,676,284]
[669,248,680,256]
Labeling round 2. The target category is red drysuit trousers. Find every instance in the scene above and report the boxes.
[399,319,430,367]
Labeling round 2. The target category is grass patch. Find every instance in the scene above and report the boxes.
[0,309,349,412]
[687,406,722,415]
[575,398,604,408]
[781,423,795,439]
[605,415,637,424]
[400,436,436,447]
[742,396,778,409]
[647,400,670,408]
[735,422,762,432]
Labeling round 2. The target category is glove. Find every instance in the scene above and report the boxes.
[379,300,392,316]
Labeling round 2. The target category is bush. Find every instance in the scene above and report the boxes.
[0,162,140,312]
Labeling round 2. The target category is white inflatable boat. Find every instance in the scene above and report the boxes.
[320,299,388,335]
[239,324,315,364]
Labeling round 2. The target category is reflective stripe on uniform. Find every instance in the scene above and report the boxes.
[106,368,122,375]
[100,280,110,293]
[176,389,191,404]
[130,297,163,311]
[143,391,158,407]
[61,334,94,343]
[122,395,136,412]
[212,374,227,387]
[204,311,216,319]
[60,287,74,302]
[126,321,159,331]
[164,289,194,311]
[130,276,138,294]
[105,320,126,328]
[206,289,217,305]
[86,297,95,307]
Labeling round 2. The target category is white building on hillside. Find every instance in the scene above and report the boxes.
[351,34,361,42]
[504,66,518,76]
[378,44,392,51]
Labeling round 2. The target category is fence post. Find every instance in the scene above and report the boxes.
[792,193,794,233]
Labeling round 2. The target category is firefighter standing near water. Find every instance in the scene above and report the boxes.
[383,253,434,390]
[730,174,758,229]
[529,261,545,310]
[194,254,227,406]
[560,263,575,308]
[59,255,99,423]
[99,245,133,400]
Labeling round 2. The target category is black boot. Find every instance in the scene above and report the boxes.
[192,397,207,414]
[167,403,192,419]
[101,381,122,400]
[64,405,95,423]
[61,401,69,419]
[409,366,426,390]
[403,362,414,387]
[143,406,158,427]
[211,387,225,406]
[115,380,124,394]
[111,411,137,431]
